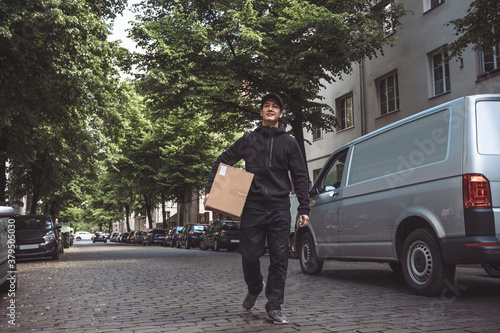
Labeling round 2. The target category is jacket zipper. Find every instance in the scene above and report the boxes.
[265,132,275,210]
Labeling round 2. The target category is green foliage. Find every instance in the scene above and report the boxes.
[446,0,500,58]
[0,0,127,219]
[130,0,407,160]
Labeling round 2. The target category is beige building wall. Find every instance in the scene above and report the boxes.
[304,0,500,180]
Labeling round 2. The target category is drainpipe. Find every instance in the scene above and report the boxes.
[359,59,366,136]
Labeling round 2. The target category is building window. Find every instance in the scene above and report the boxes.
[312,168,322,183]
[373,0,396,36]
[312,128,322,141]
[337,95,353,130]
[378,71,399,115]
[425,0,444,12]
[480,44,500,74]
[431,50,451,96]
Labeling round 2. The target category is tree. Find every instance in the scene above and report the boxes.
[0,0,127,212]
[130,0,406,165]
[446,0,500,58]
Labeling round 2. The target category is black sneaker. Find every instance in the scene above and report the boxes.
[266,310,289,324]
[242,281,265,311]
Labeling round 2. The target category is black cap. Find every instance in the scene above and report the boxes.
[260,93,284,111]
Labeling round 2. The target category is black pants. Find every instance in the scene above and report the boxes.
[239,208,291,312]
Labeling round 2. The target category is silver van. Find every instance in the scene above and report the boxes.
[297,94,500,296]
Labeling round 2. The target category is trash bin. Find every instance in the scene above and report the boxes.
[62,232,70,248]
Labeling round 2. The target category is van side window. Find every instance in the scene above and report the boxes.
[320,151,347,192]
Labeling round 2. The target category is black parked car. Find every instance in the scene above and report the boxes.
[177,224,207,249]
[93,232,107,243]
[163,226,184,247]
[201,220,240,251]
[120,232,130,243]
[143,229,166,246]
[14,215,62,260]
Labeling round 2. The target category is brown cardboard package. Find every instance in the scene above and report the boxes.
[205,163,254,218]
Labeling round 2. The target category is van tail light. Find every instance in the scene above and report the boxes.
[463,174,492,208]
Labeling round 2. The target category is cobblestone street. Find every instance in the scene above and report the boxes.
[2,241,500,332]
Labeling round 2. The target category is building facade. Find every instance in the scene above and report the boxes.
[304,0,500,181]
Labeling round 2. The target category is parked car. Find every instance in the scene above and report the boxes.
[74,231,92,241]
[201,220,240,251]
[143,229,166,246]
[110,232,121,242]
[127,231,137,243]
[134,231,147,244]
[296,95,500,296]
[0,206,15,293]
[177,224,207,249]
[93,232,107,243]
[164,226,184,247]
[14,215,62,260]
[119,232,130,243]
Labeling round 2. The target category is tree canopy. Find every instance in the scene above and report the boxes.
[130,0,407,163]
[446,0,500,58]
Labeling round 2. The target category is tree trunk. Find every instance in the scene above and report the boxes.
[143,193,153,229]
[289,110,310,179]
[125,204,131,232]
[161,193,167,229]
[0,127,8,204]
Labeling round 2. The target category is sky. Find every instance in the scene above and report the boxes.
[109,0,142,52]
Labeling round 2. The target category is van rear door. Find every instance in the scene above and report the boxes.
[471,97,500,236]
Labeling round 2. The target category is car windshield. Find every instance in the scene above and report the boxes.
[16,216,52,230]
[222,222,240,230]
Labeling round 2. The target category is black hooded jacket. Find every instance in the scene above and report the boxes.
[205,125,310,215]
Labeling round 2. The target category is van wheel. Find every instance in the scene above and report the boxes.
[402,229,455,296]
[299,233,323,275]
[481,263,500,278]
[289,234,298,259]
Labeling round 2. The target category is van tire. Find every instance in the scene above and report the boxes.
[289,234,298,259]
[299,233,324,275]
[481,263,500,278]
[402,229,455,296]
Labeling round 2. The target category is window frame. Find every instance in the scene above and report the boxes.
[336,94,354,131]
[377,71,400,116]
[431,50,451,96]
[312,127,323,141]
[480,43,500,75]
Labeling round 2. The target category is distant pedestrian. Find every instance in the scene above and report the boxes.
[204,93,310,324]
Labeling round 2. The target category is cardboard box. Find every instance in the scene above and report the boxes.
[206,163,254,218]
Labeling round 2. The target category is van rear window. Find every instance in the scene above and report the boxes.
[476,101,500,155]
[348,110,450,185]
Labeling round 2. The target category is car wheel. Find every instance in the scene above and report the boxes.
[402,229,455,296]
[52,251,59,260]
[185,238,191,249]
[76,237,81,241]
[299,232,323,275]
[200,240,207,250]
[289,234,298,259]
[481,263,500,278]
[213,238,220,252]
